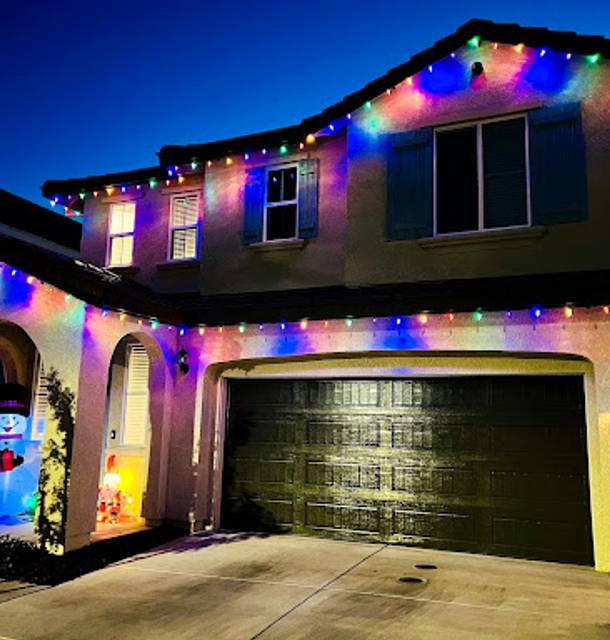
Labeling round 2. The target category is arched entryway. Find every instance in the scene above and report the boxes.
[0,320,48,536]
[96,334,156,534]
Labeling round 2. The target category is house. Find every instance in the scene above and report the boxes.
[2,18,610,569]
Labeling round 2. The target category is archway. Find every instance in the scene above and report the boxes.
[96,334,156,534]
[0,320,47,536]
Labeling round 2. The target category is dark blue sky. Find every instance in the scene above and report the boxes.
[3,0,610,209]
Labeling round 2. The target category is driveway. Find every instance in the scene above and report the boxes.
[0,532,609,639]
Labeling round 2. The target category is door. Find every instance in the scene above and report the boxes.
[222,377,593,564]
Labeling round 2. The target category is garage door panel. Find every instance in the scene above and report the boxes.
[308,380,381,407]
[305,502,381,534]
[306,419,382,447]
[392,508,477,543]
[223,377,593,564]
[392,465,477,496]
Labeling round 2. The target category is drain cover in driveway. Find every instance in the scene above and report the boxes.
[398,576,426,584]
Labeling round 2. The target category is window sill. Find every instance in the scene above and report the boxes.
[248,238,307,252]
[108,265,140,277]
[418,226,546,251]
[157,260,199,272]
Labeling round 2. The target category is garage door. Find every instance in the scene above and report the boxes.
[222,377,593,564]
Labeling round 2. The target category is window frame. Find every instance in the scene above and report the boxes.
[106,202,136,267]
[432,113,532,237]
[262,162,300,243]
[168,191,201,262]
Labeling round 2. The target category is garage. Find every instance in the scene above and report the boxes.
[221,376,593,565]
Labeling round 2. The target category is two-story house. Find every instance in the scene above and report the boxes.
[2,19,610,570]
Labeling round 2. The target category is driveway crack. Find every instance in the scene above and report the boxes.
[249,543,388,640]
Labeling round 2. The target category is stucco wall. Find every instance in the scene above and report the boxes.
[345,41,610,286]
[80,175,203,293]
[199,133,347,294]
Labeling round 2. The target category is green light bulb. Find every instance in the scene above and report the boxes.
[473,310,483,322]
[468,35,481,47]
[279,144,288,154]
[588,53,601,64]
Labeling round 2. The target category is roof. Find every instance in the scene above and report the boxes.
[0,189,82,252]
[173,270,610,326]
[41,18,610,199]
[0,233,182,325]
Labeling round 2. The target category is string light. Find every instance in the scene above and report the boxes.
[119,312,126,321]
[345,316,354,327]
[26,276,34,284]
[531,306,542,319]
[47,42,602,205]
[280,322,286,331]
[445,311,455,321]
[418,313,428,325]
[564,306,574,319]
[198,326,206,336]
[300,319,308,330]
[238,322,246,333]
[258,324,264,331]
[473,310,483,322]
[603,305,610,315]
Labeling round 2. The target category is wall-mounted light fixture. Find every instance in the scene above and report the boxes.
[176,348,189,375]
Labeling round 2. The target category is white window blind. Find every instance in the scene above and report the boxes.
[108,203,136,266]
[31,363,48,441]
[170,195,199,260]
[122,344,149,446]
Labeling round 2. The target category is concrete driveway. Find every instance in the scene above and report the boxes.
[0,532,609,639]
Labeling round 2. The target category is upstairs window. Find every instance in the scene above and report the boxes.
[264,165,298,241]
[435,116,529,234]
[170,194,199,260]
[108,202,135,266]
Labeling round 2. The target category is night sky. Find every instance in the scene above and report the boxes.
[3,0,610,209]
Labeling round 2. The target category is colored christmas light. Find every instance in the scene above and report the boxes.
[191,160,198,170]
[473,310,483,322]
[564,306,574,319]
[468,35,481,47]
[300,319,308,330]
[238,323,246,333]
[306,134,316,144]
[588,53,601,63]
[345,316,354,327]
[418,313,428,325]
[279,145,288,154]
[149,178,157,188]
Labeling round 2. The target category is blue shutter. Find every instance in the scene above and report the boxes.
[243,166,265,244]
[529,102,588,225]
[298,158,319,238]
[387,127,433,240]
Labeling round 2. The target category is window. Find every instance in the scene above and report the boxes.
[121,344,149,446]
[434,116,529,235]
[108,203,135,266]
[264,165,298,241]
[170,194,199,260]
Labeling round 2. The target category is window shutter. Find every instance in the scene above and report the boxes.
[387,128,433,240]
[243,166,265,244]
[529,102,588,225]
[298,158,319,238]
[122,344,149,447]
